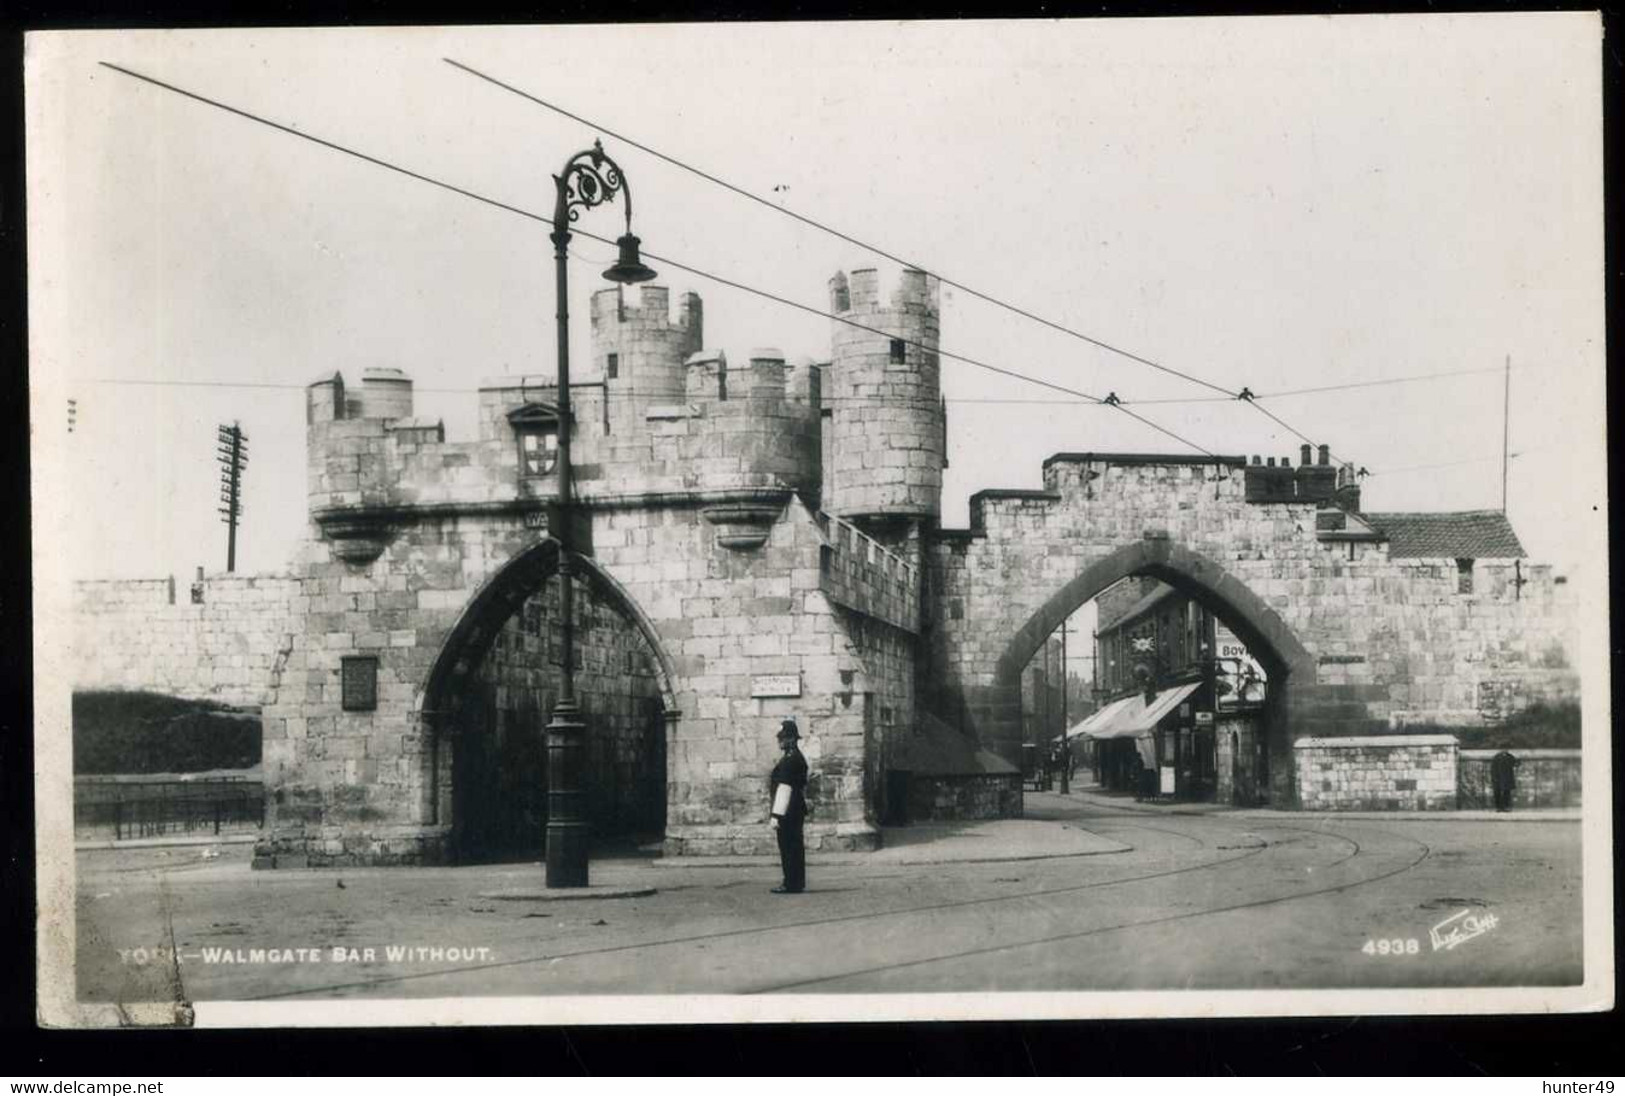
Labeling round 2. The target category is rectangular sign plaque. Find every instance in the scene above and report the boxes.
[750,674,802,699]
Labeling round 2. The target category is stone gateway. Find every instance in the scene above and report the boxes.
[68,268,1578,866]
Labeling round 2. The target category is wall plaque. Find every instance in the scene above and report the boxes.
[751,674,802,698]
[341,656,379,712]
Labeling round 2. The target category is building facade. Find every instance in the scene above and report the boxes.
[69,268,1581,865]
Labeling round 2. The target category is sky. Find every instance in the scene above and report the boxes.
[26,17,1607,594]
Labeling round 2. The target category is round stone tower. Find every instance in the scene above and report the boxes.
[825,266,945,527]
[590,284,703,435]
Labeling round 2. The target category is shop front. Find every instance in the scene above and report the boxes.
[1072,681,1214,801]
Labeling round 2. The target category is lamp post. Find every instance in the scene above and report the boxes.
[545,140,656,888]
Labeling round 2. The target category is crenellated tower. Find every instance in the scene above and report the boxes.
[590,285,703,435]
[825,267,946,536]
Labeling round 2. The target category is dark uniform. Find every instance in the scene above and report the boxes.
[1490,749,1520,812]
[769,719,809,894]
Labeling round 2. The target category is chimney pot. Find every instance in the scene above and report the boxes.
[1266,457,1275,468]
[1300,444,1312,466]
[1318,444,1330,466]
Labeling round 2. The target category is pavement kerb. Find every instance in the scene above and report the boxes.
[75,833,261,851]
[644,843,1134,870]
[1047,789,1581,823]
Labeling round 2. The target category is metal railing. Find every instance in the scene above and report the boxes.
[74,775,264,841]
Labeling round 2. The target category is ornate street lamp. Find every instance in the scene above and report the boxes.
[546,140,655,888]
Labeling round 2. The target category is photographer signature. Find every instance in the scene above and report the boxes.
[1429,908,1500,952]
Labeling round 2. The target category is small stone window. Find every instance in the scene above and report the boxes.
[606,353,619,379]
[889,339,906,364]
[1456,558,1475,595]
[508,402,561,478]
[341,656,379,712]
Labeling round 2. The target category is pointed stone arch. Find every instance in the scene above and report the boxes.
[986,536,1317,806]
[417,536,679,854]
[419,537,678,718]
[995,536,1315,686]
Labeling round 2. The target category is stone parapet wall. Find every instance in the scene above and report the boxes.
[817,513,920,634]
[72,575,300,706]
[1295,734,1457,810]
[1458,748,1581,809]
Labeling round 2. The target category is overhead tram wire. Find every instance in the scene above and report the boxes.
[441,57,1365,462]
[97,60,1214,458]
[82,369,1501,407]
[444,58,1239,401]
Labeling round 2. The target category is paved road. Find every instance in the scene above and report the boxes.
[74,793,1583,1004]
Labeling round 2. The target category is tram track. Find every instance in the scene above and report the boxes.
[241,807,1399,1000]
[748,821,1428,994]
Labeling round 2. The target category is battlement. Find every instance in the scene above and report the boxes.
[306,344,824,538]
[589,285,703,339]
[829,266,936,315]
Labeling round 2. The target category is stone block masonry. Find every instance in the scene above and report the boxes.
[72,575,300,707]
[817,512,920,634]
[1294,735,1458,810]
[925,452,1580,805]
[908,774,1022,822]
[71,265,1584,863]
[824,267,945,522]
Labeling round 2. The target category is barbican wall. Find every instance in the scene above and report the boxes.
[66,267,1585,861]
[924,454,1579,804]
[71,574,299,707]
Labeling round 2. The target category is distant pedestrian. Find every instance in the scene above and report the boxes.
[768,718,809,894]
[1490,749,1520,812]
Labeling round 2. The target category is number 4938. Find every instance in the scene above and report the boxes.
[1362,938,1420,956]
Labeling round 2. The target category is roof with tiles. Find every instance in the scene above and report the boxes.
[1361,510,1526,559]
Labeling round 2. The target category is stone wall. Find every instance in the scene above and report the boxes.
[835,608,917,827]
[72,574,299,706]
[1294,734,1457,810]
[1458,748,1581,809]
[817,512,920,634]
[908,773,1022,822]
[463,572,665,852]
[924,453,1579,804]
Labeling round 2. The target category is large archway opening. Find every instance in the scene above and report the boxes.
[994,538,1315,807]
[421,540,676,863]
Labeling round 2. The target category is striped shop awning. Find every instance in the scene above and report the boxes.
[1071,681,1205,741]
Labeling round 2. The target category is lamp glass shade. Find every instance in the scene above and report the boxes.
[603,233,658,284]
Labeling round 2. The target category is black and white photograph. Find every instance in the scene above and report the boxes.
[26,15,1611,1027]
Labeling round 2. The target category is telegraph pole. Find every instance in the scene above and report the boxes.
[216,422,248,573]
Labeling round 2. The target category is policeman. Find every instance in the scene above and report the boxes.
[768,718,809,894]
